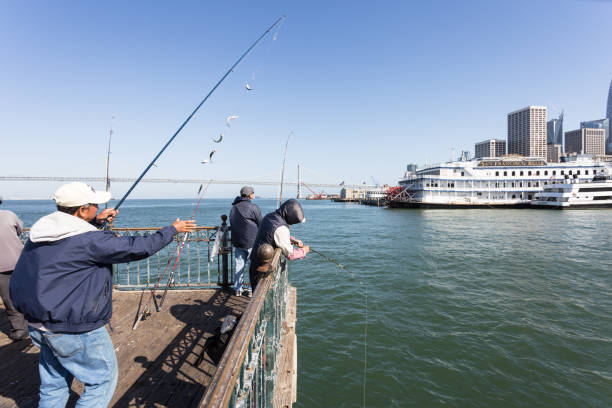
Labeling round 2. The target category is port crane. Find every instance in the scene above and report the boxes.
[302,182,328,200]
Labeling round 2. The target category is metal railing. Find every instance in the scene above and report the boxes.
[110,226,228,290]
[20,223,235,291]
[199,248,290,408]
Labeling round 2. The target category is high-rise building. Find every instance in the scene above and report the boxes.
[508,106,547,159]
[547,111,563,146]
[546,143,562,163]
[565,128,606,155]
[581,118,609,155]
[474,139,506,158]
[606,78,612,154]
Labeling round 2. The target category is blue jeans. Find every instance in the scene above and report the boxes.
[233,247,252,292]
[29,325,118,408]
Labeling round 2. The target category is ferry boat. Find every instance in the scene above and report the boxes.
[389,155,612,208]
[531,171,612,209]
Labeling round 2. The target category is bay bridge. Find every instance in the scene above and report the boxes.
[0,176,376,195]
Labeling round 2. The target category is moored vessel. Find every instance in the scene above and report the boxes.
[389,155,612,208]
[531,171,612,209]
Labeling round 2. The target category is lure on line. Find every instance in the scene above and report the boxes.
[213,134,223,143]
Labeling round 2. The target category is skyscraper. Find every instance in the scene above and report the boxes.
[547,111,563,146]
[507,106,547,159]
[607,78,612,154]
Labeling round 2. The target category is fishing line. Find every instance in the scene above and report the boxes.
[277,131,292,208]
[109,15,285,218]
[310,248,368,407]
[132,182,211,330]
[246,17,286,91]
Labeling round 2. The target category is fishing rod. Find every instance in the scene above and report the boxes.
[278,131,292,208]
[109,15,285,219]
[310,247,368,407]
[104,117,114,209]
[132,182,211,330]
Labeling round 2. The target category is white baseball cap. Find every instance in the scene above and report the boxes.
[53,182,111,207]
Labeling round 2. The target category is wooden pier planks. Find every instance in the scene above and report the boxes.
[0,289,248,408]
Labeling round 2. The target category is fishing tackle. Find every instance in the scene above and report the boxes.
[225,115,239,127]
[108,15,285,219]
[132,182,211,330]
[201,150,216,164]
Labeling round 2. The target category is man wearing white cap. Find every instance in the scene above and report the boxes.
[10,182,195,408]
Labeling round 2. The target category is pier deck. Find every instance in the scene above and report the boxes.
[0,289,248,408]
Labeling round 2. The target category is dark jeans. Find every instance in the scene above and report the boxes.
[0,271,28,333]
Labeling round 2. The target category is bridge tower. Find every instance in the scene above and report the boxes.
[297,164,302,199]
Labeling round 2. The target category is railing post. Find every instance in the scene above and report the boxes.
[220,214,231,289]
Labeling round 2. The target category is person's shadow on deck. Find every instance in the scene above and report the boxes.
[111,290,247,408]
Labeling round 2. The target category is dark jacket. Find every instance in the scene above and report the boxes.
[229,196,262,249]
[10,211,176,332]
[249,199,304,289]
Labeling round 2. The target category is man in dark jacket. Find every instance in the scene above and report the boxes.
[10,182,195,408]
[229,186,261,296]
[249,199,309,290]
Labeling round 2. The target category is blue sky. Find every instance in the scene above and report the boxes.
[1,0,611,199]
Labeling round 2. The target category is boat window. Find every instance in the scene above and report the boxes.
[577,170,580,175]
[561,171,564,175]
[586,170,589,175]
[528,194,532,200]
[512,171,515,176]
[520,171,524,176]
[553,171,556,175]
[528,171,532,176]
[569,170,572,175]
[495,171,499,176]
[512,182,515,187]
[512,194,516,199]
[536,171,540,176]
[504,171,507,176]
[461,172,464,176]
[544,170,548,176]
[528,182,531,187]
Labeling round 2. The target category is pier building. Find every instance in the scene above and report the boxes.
[508,106,547,160]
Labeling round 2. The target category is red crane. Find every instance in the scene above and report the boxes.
[302,183,328,200]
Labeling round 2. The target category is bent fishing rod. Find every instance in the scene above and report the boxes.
[107,15,285,221]
[132,182,211,330]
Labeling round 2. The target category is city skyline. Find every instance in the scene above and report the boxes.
[1,1,611,199]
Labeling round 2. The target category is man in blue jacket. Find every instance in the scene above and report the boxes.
[10,182,195,408]
[229,186,261,296]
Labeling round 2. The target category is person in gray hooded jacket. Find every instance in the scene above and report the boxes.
[249,199,309,290]
[0,198,28,341]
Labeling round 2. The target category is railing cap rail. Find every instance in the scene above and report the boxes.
[198,248,283,408]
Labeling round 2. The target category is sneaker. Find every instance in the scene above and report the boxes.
[9,329,28,342]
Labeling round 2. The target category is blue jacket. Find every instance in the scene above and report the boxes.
[229,196,262,249]
[10,211,177,332]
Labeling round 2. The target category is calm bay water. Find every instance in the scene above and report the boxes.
[3,199,611,407]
